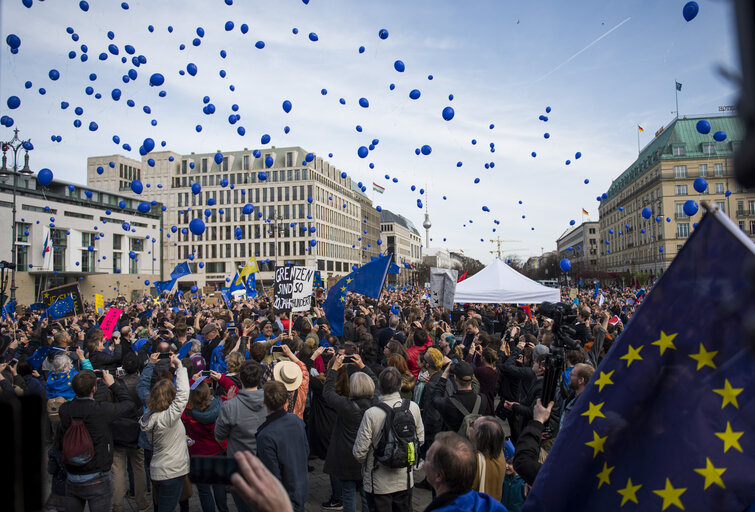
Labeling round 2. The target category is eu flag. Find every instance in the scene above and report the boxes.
[26,346,54,370]
[245,273,258,298]
[170,262,192,280]
[523,208,755,511]
[324,254,392,336]
[154,278,177,294]
[313,271,323,289]
[47,295,75,320]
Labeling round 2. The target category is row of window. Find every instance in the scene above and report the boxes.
[673,163,725,179]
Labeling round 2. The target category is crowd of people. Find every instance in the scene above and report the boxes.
[0,282,638,512]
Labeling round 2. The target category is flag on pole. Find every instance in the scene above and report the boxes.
[170,262,192,280]
[638,125,644,132]
[522,206,755,512]
[42,226,53,271]
[675,81,682,91]
[372,182,385,194]
[239,257,259,278]
[582,208,589,216]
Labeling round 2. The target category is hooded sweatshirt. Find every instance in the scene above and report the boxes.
[214,388,267,456]
[181,397,227,456]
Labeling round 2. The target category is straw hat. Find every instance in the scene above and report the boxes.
[273,360,303,391]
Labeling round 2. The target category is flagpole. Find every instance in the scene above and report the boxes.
[675,82,679,119]
[637,127,640,155]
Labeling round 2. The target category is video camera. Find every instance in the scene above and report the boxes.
[538,302,580,405]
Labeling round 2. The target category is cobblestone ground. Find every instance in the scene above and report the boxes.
[117,458,433,512]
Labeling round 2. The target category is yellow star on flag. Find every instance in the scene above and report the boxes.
[693,457,726,490]
[581,401,606,424]
[617,478,642,506]
[340,286,347,292]
[585,430,607,458]
[594,370,614,392]
[652,478,686,511]
[651,330,678,355]
[346,277,353,284]
[596,462,614,489]
[712,379,742,409]
[714,421,743,453]
[688,343,717,370]
[339,296,346,303]
[620,344,644,367]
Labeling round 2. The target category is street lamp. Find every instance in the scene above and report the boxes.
[0,128,34,307]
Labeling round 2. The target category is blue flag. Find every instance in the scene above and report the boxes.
[138,309,154,318]
[176,341,193,360]
[1,300,15,321]
[229,272,244,293]
[523,209,755,511]
[313,271,323,289]
[170,262,191,280]
[26,346,54,370]
[593,281,600,299]
[245,273,258,298]
[154,278,177,294]
[47,295,75,320]
[324,254,392,336]
[29,302,46,311]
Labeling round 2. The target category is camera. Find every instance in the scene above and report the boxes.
[538,302,580,406]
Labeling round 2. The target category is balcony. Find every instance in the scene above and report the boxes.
[736,209,754,218]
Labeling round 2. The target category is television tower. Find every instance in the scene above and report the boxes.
[422,187,432,250]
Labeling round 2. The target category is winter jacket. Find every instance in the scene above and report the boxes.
[417,371,453,441]
[423,490,509,512]
[322,368,376,481]
[406,337,433,378]
[513,419,545,486]
[256,410,310,511]
[58,382,135,475]
[472,451,506,501]
[501,474,526,512]
[430,377,488,434]
[89,343,122,372]
[182,396,227,456]
[353,391,425,494]
[214,389,267,457]
[307,374,338,459]
[139,366,190,481]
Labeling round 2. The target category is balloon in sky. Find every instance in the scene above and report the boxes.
[49,69,60,80]
[308,32,318,41]
[713,131,727,142]
[544,133,550,139]
[37,168,54,186]
[394,60,405,72]
[189,218,206,236]
[683,200,699,217]
[282,100,292,113]
[442,106,455,121]
[409,89,421,100]
[261,134,271,144]
[265,156,274,167]
[130,180,143,194]
[378,29,389,39]
[696,119,710,134]
[358,146,369,158]
[6,34,21,51]
[149,73,164,86]
[6,96,20,109]
[187,63,198,76]
[683,1,699,22]
[575,152,582,159]
[560,258,571,272]
[359,98,369,108]
[531,152,536,157]
[693,177,708,193]
[255,41,265,49]
[214,152,224,165]
[569,220,576,225]
[420,145,432,155]
[138,202,151,213]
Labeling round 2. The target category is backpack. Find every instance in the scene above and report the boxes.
[374,399,419,470]
[62,419,95,467]
[449,395,483,437]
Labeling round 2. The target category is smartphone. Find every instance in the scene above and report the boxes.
[93,370,104,378]
[240,336,249,344]
[343,355,355,364]
[189,456,239,486]
[201,370,211,377]
[271,345,284,353]
[9,358,18,367]
[157,353,172,360]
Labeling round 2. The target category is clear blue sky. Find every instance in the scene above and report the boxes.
[0,0,740,264]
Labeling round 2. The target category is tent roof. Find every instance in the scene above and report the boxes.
[454,259,560,304]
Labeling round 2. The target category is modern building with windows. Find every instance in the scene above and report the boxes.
[88,146,380,288]
[0,177,162,305]
[597,114,751,277]
[556,221,599,273]
[379,209,422,285]
[352,181,381,263]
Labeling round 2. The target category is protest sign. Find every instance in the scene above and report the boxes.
[101,308,123,340]
[274,266,315,313]
[42,283,84,317]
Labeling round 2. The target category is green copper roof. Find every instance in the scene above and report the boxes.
[605,115,743,199]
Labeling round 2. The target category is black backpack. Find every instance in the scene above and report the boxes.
[373,399,419,470]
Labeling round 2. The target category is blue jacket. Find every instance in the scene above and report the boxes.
[424,490,508,512]
[256,410,309,510]
[501,474,525,512]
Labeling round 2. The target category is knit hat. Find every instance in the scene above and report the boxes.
[190,353,207,372]
[503,439,515,462]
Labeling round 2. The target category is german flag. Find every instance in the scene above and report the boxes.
[638,125,644,132]
[582,208,589,215]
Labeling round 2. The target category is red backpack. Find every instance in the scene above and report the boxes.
[62,419,95,467]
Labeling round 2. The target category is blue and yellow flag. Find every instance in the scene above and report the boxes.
[170,261,192,280]
[239,257,259,278]
[523,209,755,511]
[46,295,75,320]
[324,254,392,336]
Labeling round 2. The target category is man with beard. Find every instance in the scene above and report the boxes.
[559,363,595,429]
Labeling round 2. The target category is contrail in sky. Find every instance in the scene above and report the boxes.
[536,16,632,82]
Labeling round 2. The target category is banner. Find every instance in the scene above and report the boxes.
[274,266,315,313]
[101,308,123,340]
[430,267,458,310]
[42,283,84,316]
[94,293,104,315]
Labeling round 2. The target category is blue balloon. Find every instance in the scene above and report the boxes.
[544,133,550,139]
[696,119,710,134]
[683,1,699,21]
[79,1,89,11]
[560,258,571,272]
[683,200,699,216]
[261,134,271,144]
[214,152,224,164]
[225,21,234,31]
[713,131,727,142]
[359,45,365,53]
[693,177,708,193]
[37,168,53,186]
[442,106,455,121]
[130,180,143,194]
[420,145,432,155]
[255,41,265,49]
[308,32,318,42]
[282,100,292,113]
[569,220,576,225]
[186,63,198,76]
[359,97,369,108]
[48,69,60,81]
[531,152,536,157]
[394,60,405,72]
[378,28,389,39]
[6,96,20,109]
[88,121,98,131]
[149,73,164,86]
[189,218,206,236]
[357,146,369,158]
[575,152,582,159]
[191,182,201,194]
[409,89,421,100]
[138,202,150,213]
[118,200,126,208]
[265,156,274,167]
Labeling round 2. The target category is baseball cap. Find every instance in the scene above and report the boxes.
[451,361,474,380]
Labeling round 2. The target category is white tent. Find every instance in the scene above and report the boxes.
[454,259,560,304]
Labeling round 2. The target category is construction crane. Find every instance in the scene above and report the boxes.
[489,236,522,259]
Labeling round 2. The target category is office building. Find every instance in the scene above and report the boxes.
[88,146,380,288]
[380,209,422,285]
[0,177,162,305]
[598,114,751,277]
[555,221,599,272]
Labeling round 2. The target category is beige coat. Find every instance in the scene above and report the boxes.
[353,392,425,494]
[140,366,190,481]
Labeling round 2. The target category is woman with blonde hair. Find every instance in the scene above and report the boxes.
[386,354,416,400]
[139,354,190,512]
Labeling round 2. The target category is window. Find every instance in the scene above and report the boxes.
[202,158,208,172]
[589,228,596,234]
[698,164,707,177]
[751,221,755,235]
[15,245,28,270]
[714,163,723,177]
[222,158,229,172]
[715,201,725,214]
[15,222,30,243]
[113,252,122,273]
[129,257,138,274]
[182,160,187,173]
[673,165,687,178]
[81,249,95,272]
[715,183,724,194]
[677,223,689,239]
[702,143,716,155]
[675,203,687,218]
[749,200,755,215]
[243,155,249,170]
[675,185,688,195]
[740,221,746,231]
[286,152,293,167]
[130,238,143,252]
[672,145,686,157]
